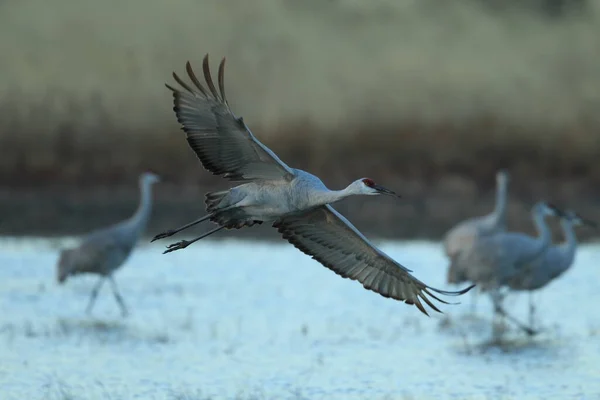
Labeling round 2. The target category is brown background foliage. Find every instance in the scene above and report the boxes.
[1,0,599,240]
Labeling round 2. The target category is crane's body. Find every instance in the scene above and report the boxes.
[507,211,587,291]
[205,169,389,226]
[57,172,160,316]
[153,54,474,316]
[449,202,560,335]
[445,170,509,285]
[505,210,596,328]
[460,202,558,292]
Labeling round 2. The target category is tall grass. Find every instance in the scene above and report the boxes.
[2,0,600,184]
[2,0,600,239]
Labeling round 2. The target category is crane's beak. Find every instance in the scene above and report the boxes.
[546,203,564,217]
[374,184,401,199]
[581,218,598,229]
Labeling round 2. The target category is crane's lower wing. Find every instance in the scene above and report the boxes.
[273,205,474,316]
[166,54,295,182]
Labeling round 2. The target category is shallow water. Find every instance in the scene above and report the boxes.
[0,238,599,400]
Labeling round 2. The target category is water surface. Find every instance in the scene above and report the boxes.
[0,238,598,399]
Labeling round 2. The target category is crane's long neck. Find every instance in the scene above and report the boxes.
[532,209,552,250]
[553,218,577,272]
[492,179,508,229]
[129,180,154,235]
[308,185,363,207]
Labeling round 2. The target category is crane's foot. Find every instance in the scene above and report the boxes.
[151,230,177,242]
[494,305,539,337]
[524,327,538,337]
[163,240,191,254]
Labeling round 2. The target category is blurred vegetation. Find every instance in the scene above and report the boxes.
[1,0,599,238]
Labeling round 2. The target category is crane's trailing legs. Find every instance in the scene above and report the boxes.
[163,225,225,254]
[151,214,213,242]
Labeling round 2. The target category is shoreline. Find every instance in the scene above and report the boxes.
[3,176,598,242]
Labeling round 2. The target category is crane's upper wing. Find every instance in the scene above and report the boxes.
[273,205,474,316]
[166,54,295,182]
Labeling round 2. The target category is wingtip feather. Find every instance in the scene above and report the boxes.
[185,61,209,96]
[429,283,475,297]
[202,53,221,100]
[172,71,197,95]
[218,56,228,105]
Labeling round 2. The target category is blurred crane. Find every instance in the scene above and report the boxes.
[57,172,160,316]
[152,54,474,316]
[445,169,510,285]
[455,201,560,334]
[506,209,597,328]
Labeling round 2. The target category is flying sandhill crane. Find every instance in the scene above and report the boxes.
[444,169,510,285]
[57,172,160,316]
[506,209,597,328]
[152,54,474,316]
[454,201,560,334]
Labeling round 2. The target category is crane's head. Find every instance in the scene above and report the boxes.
[140,172,161,186]
[496,169,510,186]
[534,202,563,218]
[563,210,598,229]
[355,178,401,198]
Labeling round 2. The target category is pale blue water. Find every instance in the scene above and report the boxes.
[0,238,599,399]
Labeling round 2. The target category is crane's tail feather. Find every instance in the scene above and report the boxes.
[205,190,263,230]
[205,190,230,213]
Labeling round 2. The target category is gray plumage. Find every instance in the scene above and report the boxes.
[445,169,510,285]
[57,172,160,316]
[153,53,474,316]
[459,202,559,293]
[450,201,560,334]
[505,210,596,326]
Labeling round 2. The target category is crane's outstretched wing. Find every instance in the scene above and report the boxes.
[166,54,295,182]
[273,205,474,316]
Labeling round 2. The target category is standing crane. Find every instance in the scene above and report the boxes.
[444,169,510,313]
[506,209,597,328]
[152,54,474,316]
[454,201,561,334]
[445,169,510,284]
[57,172,160,316]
